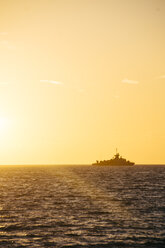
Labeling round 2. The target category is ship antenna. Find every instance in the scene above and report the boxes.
[116,148,118,154]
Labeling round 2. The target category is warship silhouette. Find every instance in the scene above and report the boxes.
[92,149,135,166]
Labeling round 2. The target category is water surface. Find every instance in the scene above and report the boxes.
[0,165,164,247]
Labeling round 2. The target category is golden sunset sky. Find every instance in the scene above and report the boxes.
[0,0,165,165]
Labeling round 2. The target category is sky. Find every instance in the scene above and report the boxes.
[0,0,165,165]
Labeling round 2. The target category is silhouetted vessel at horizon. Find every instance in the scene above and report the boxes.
[92,149,135,166]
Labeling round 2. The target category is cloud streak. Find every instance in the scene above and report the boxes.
[0,32,8,36]
[40,79,85,94]
[114,94,120,99]
[0,40,16,50]
[0,82,8,87]
[0,82,8,85]
[157,75,165,79]
[40,80,63,85]
[122,78,139,84]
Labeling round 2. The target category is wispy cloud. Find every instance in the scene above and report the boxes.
[0,32,8,36]
[122,78,139,84]
[0,40,16,50]
[77,88,85,93]
[40,80,86,95]
[114,94,120,99]
[40,80,63,85]
[0,82,8,86]
[157,75,165,79]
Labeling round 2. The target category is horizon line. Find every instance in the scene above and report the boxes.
[0,163,165,166]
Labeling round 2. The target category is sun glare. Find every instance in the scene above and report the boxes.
[0,117,9,132]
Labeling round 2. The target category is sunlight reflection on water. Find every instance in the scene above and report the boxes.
[0,165,164,247]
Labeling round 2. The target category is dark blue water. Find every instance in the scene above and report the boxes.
[0,165,164,247]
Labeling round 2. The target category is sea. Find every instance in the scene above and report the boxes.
[0,165,164,248]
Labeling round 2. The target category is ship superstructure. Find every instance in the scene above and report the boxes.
[92,149,135,166]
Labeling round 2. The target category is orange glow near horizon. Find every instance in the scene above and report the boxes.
[0,0,165,165]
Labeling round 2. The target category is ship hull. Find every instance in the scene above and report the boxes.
[92,163,134,166]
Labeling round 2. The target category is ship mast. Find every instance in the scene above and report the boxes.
[115,148,120,159]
